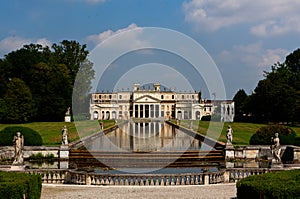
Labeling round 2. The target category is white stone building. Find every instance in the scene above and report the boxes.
[90,83,234,121]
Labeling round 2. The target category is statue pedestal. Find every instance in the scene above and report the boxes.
[270,159,283,168]
[225,143,235,160]
[64,115,71,122]
[10,165,25,171]
[59,145,69,159]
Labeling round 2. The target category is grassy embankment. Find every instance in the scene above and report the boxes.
[0,120,115,146]
[179,120,300,146]
[0,120,299,146]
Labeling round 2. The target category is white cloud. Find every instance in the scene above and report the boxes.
[216,42,288,68]
[183,0,300,36]
[85,23,151,52]
[0,36,52,58]
[86,23,139,46]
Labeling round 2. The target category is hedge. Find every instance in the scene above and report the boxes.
[249,125,296,145]
[237,169,300,199]
[0,126,43,146]
[0,171,42,199]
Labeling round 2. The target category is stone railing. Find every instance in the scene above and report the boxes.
[26,169,68,184]
[227,168,270,182]
[65,170,225,186]
[22,168,285,186]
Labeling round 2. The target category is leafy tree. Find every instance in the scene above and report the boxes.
[233,89,249,121]
[0,40,94,122]
[248,50,300,124]
[72,59,95,116]
[0,78,34,123]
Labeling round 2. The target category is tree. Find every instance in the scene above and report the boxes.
[233,89,249,121]
[0,40,94,122]
[72,59,94,116]
[248,51,300,124]
[0,78,34,123]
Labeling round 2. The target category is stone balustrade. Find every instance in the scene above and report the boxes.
[228,168,270,182]
[26,169,68,184]
[22,168,282,186]
[65,170,225,186]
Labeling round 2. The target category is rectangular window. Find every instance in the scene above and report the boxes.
[119,95,122,99]
[161,95,164,99]
[172,95,174,99]
[135,105,138,117]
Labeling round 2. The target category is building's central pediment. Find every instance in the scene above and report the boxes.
[134,95,161,103]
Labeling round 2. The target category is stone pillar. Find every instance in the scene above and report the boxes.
[224,171,230,183]
[225,144,235,160]
[204,174,209,185]
[59,145,69,160]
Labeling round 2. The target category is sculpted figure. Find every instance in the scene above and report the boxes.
[271,133,281,162]
[226,125,233,144]
[13,131,24,165]
[62,126,68,145]
[65,107,71,116]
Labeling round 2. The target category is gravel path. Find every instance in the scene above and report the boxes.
[41,183,237,199]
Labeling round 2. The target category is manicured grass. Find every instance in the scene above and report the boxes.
[179,120,300,146]
[1,120,299,146]
[0,120,115,146]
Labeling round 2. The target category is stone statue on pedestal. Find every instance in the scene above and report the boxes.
[226,125,233,144]
[12,131,24,165]
[271,133,281,163]
[62,126,68,145]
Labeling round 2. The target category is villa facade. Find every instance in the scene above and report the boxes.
[90,83,234,122]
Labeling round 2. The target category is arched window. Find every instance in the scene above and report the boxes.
[195,111,200,120]
[106,111,110,120]
[93,111,98,120]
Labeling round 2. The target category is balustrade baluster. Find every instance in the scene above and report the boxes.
[155,178,159,186]
[119,177,124,185]
[150,178,154,186]
[125,177,129,185]
[165,177,170,186]
[135,177,139,186]
[176,176,180,185]
[186,176,190,185]
[145,177,149,186]
[140,177,144,186]
[181,176,185,185]
[171,177,175,186]
[190,175,194,185]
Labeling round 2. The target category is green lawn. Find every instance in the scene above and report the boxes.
[0,120,115,146]
[1,120,299,146]
[179,120,300,146]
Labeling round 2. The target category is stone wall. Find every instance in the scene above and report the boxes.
[0,146,64,160]
[225,145,300,163]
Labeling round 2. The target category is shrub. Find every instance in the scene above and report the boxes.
[201,115,211,121]
[249,125,296,145]
[0,126,43,146]
[0,171,42,199]
[237,169,300,199]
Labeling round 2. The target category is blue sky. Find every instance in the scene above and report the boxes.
[1,0,300,99]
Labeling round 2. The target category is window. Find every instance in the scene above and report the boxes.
[192,95,194,99]
[182,95,184,99]
[109,95,112,99]
[99,95,101,99]
[172,95,174,99]
[119,95,122,99]
[161,95,164,99]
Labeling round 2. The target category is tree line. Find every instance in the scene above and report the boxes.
[0,40,94,123]
[233,48,300,124]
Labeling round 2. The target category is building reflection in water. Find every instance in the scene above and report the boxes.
[85,122,211,152]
